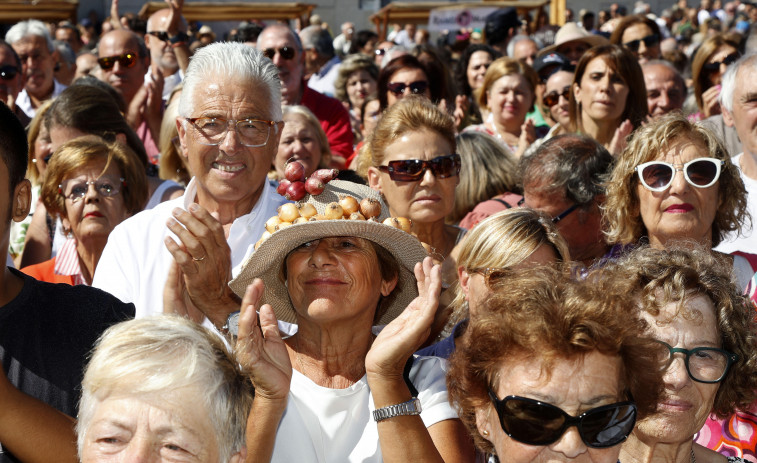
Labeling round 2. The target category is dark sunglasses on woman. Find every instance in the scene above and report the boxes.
[386,80,429,96]
[0,65,18,80]
[377,153,461,182]
[97,52,138,71]
[262,47,296,61]
[543,87,571,108]
[635,157,724,192]
[488,392,637,448]
[703,52,740,72]
[623,34,659,52]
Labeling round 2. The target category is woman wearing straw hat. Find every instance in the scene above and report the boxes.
[228,180,474,462]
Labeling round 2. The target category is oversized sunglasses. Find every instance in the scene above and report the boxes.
[97,52,138,70]
[703,53,740,72]
[262,47,296,60]
[386,80,429,96]
[635,157,724,192]
[377,153,461,182]
[543,87,570,108]
[623,33,660,52]
[146,31,170,41]
[0,65,18,80]
[488,393,637,448]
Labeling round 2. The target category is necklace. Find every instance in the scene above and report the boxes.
[691,448,696,463]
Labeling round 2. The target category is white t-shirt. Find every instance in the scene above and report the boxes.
[270,355,458,463]
[716,153,757,255]
[92,178,287,323]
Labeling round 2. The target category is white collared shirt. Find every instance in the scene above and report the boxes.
[92,178,288,324]
[16,79,66,119]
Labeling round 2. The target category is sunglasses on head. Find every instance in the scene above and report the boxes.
[377,153,461,182]
[635,157,724,192]
[0,65,18,81]
[488,393,637,448]
[703,52,740,72]
[543,87,571,107]
[623,33,660,52]
[262,47,296,61]
[97,52,138,70]
[386,80,429,96]
[147,31,170,41]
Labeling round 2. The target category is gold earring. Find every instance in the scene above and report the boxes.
[482,430,489,437]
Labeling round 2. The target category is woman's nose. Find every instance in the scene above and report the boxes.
[668,168,690,194]
[309,241,337,266]
[550,427,588,459]
[663,356,691,391]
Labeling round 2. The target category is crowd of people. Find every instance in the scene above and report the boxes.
[2,0,757,461]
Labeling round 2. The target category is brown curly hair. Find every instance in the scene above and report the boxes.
[603,113,749,246]
[596,245,757,418]
[447,266,665,454]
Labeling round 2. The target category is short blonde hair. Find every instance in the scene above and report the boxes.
[603,113,749,246]
[77,315,253,463]
[476,56,538,110]
[158,95,190,185]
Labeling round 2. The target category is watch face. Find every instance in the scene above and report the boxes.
[227,312,240,337]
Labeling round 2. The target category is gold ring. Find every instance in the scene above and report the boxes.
[193,255,206,262]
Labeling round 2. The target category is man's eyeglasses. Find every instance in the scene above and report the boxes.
[376,154,461,182]
[59,176,125,203]
[185,117,278,147]
[543,87,571,108]
[654,340,738,383]
[97,52,138,70]
[517,198,578,224]
[386,80,429,96]
[488,393,637,448]
[635,157,724,192]
[262,47,296,61]
[147,31,170,42]
[623,34,660,52]
[703,52,740,72]
[0,65,18,81]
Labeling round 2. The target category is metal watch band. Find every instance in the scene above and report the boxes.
[372,397,422,422]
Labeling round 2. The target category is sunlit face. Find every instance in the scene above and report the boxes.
[487,74,533,129]
[176,79,281,213]
[98,31,149,104]
[367,129,457,226]
[285,237,396,325]
[145,10,182,75]
[80,389,235,463]
[386,67,430,107]
[467,51,493,91]
[346,69,377,109]
[724,65,757,158]
[513,40,539,67]
[478,351,625,463]
[33,122,53,180]
[621,23,660,64]
[257,26,304,105]
[361,99,381,140]
[703,45,738,88]
[11,35,56,100]
[545,70,574,127]
[275,113,323,178]
[635,139,720,249]
[574,57,629,126]
[644,63,686,119]
[635,294,722,443]
[0,44,23,106]
[60,159,130,243]
[557,40,591,65]
[74,53,99,81]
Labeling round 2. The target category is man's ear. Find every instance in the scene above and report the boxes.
[11,179,31,223]
[458,267,471,300]
[722,107,734,128]
[176,118,189,160]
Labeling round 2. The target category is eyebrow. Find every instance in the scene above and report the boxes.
[739,92,757,102]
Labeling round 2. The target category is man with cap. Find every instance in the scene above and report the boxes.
[537,22,609,65]
[484,7,520,55]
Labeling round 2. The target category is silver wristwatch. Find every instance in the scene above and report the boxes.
[372,397,422,422]
[222,311,240,337]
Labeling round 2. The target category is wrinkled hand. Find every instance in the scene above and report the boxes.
[235,280,292,401]
[163,204,239,327]
[163,260,206,323]
[366,257,441,378]
[702,84,722,118]
[608,119,633,157]
[514,118,536,158]
[453,95,469,130]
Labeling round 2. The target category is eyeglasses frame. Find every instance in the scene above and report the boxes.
[654,339,738,384]
[184,117,279,148]
[635,157,724,192]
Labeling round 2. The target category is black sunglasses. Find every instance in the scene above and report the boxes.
[386,80,429,96]
[623,33,660,52]
[543,87,571,108]
[147,31,170,41]
[377,153,461,182]
[97,52,138,70]
[262,47,296,61]
[703,52,740,72]
[489,393,637,448]
[0,65,18,81]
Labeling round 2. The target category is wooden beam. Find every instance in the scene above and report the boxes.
[0,0,78,23]
[138,2,315,24]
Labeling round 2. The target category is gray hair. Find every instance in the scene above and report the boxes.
[179,41,282,120]
[720,53,757,113]
[299,25,334,58]
[53,40,76,65]
[506,35,543,58]
[5,19,54,52]
[77,315,253,463]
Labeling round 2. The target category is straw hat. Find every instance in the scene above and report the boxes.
[228,180,429,326]
[537,22,609,57]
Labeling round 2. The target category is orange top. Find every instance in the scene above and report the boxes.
[21,258,77,285]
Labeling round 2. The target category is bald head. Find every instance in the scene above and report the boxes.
[145,9,186,76]
[257,24,305,105]
[97,30,148,104]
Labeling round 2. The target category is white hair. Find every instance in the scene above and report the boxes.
[179,41,282,121]
[506,35,543,58]
[76,315,252,463]
[720,53,757,113]
[5,19,54,52]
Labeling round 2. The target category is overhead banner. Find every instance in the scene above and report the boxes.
[428,7,499,31]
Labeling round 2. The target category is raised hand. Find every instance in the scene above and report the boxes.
[608,119,633,157]
[235,280,292,401]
